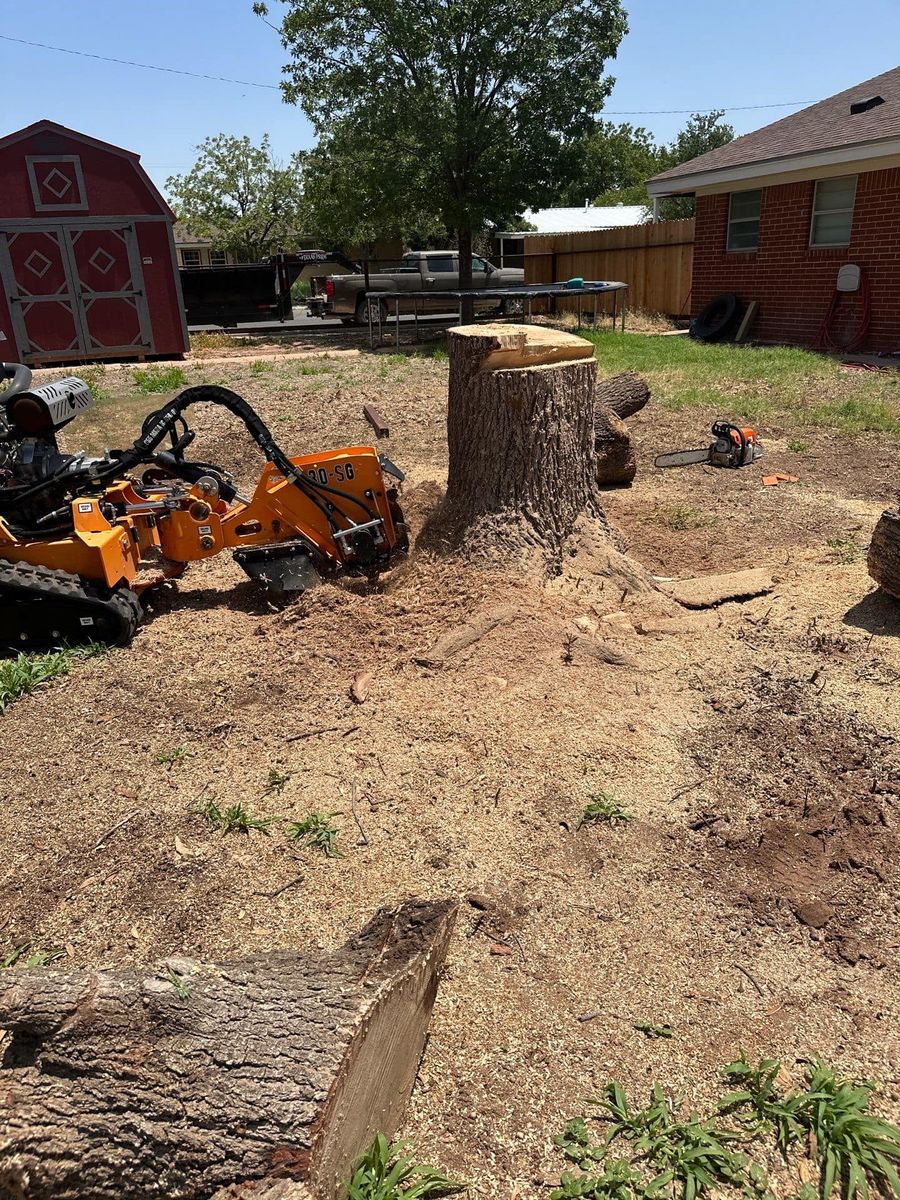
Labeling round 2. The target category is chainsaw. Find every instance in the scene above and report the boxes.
[655,421,763,469]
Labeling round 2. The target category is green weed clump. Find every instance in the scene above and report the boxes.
[346,1134,463,1200]
[552,1059,900,1200]
[0,644,104,714]
[132,364,187,393]
[578,793,632,828]
[198,798,274,835]
[287,811,342,857]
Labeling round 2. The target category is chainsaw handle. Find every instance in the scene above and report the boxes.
[712,421,748,465]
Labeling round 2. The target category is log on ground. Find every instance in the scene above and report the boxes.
[868,507,900,599]
[0,899,456,1200]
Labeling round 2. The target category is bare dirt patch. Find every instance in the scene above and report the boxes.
[5,346,900,1196]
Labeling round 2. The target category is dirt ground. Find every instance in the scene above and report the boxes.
[1,343,898,1196]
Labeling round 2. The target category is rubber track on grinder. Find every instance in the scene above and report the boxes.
[0,561,141,649]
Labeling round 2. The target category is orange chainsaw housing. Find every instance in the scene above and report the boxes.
[0,444,404,593]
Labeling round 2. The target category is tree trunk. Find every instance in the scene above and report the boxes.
[440,323,601,565]
[0,900,456,1200]
[595,371,651,420]
[868,507,900,599]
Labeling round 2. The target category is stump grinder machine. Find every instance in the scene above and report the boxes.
[0,362,408,648]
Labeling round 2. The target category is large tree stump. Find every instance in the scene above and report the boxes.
[0,899,456,1200]
[868,507,900,599]
[443,324,601,564]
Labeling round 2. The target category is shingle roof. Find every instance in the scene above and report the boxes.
[649,65,900,184]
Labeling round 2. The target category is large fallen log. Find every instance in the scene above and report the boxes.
[868,507,900,599]
[0,899,456,1200]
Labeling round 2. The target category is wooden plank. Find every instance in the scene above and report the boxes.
[734,299,759,343]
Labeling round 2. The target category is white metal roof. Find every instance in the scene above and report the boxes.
[498,204,649,236]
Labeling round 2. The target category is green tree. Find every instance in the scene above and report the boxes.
[556,121,658,209]
[656,111,735,218]
[301,115,446,253]
[256,0,627,308]
[167,133,305,262]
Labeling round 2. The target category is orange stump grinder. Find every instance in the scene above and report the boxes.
[0,362,407,647]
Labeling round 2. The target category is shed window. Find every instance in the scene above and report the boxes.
[727,190,761,251]
[181,249,202,267]
[810,176,856,247]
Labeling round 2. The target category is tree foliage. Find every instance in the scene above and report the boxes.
[257,0,628,292]
[167,133,305,262]
[300,116,445,251]
[556,110,735,215]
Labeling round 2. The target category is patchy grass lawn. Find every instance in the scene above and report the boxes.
[583,331,900,434]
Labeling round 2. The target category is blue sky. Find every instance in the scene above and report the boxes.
[1,0,897,195]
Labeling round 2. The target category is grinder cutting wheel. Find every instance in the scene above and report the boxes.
[0,362,408,648]
[655,421,763,470]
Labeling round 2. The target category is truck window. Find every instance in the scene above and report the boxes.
[426,255,455,273]
[472,257,489,273]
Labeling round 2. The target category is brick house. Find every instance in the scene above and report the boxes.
[647,67,900,352]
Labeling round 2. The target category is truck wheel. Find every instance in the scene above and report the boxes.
[356,296,388,327]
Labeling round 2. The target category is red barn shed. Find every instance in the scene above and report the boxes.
[0,120,189,365]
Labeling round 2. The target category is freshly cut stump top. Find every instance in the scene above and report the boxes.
[462,323,597,371]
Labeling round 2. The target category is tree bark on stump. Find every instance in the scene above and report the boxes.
[868,507,900,599]
[0,899,456,1200]
[442,324,601,565]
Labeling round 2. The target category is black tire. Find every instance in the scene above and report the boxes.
[355,296,388,327]
[690,293,741,342]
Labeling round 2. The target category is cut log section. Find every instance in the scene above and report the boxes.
[0,899,456,1200]
[868,508,900,599]
[593,373,651,487]
[443,323,602,564]
[594,371,651,421]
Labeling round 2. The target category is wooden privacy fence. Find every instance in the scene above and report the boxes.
[523,219,694,317]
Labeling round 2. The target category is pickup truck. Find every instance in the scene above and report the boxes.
[306,251,525,324]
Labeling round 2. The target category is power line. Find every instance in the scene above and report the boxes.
[603,101,816,115]
[0,33,817,114]
[0,33,281,89]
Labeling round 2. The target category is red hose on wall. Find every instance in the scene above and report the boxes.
[816,268,872,353]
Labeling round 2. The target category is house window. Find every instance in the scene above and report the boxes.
[181,249,201,268]
[810,176,857,247]
[209,250,227,266]
[727,189,761,251]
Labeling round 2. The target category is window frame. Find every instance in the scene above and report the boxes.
[726,188,761,253]
[809,175,857,249]
[181,248,202,268]
[208,249,228,266]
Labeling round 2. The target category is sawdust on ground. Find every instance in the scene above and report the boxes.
[1,349,898,1197]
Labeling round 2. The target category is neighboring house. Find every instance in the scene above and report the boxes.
[647,66,900,352]
[173,223,238,268]
[495,203,648,267]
